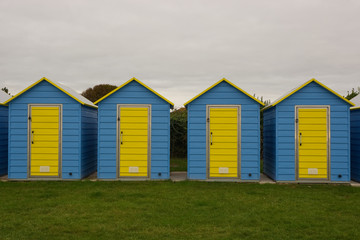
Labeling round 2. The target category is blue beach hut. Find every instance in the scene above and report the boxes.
[0,91,11,176]
[5,77,98,180]
[184,78,264,181]
[263,79,354,182]
[350,95,360,181]
[95,78,174,180]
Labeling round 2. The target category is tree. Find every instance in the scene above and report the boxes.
[258,96,270,165]
[81,84,117,102]
[344,87,360,100]
[170,107,187,158]
[1,87,10,95]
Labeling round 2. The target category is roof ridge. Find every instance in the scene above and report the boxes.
[3,77,97,108]
[94,78,174,108]
[263,78,354,111]
[184,78,265,106]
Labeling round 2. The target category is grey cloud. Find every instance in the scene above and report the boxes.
[0,0,359,107]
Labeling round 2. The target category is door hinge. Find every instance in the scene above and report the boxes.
[207,118,210,122]
[117,117,120,121]
[28,116,31,120]
[296,119,298,123]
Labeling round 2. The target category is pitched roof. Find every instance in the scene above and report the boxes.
[263,78,355,111]
[3,77,97,108]
[94,77,174,108]
[184,78,265,106]
[351,94,360,110]
[0,90,11,105]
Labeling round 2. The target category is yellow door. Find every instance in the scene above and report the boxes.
[298,108,328,179]
[209,107,239,178]
[119,107,149,177]
[30,106,60,177]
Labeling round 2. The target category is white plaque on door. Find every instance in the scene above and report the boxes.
[129,167,139,173]
[219,167,229,174]
[308,168,318,175]
[40,166,50,173]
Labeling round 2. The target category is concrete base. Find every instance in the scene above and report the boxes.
[0,174,8,182]
[0,172,356,186]
[205,179,258,183]
[87,172,97,181]
[183,173,275,183]
[259,173,276,184]
[170,171,187,182]
[350,181,360,187]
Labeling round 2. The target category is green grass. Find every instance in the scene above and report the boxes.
[0,181,360,240]
[170,157,187,171]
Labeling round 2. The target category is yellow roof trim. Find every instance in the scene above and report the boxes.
[263,78,355,111]
[351,106,360,111]
[3,77,98,109]
[184,78,265,106]
[94,77,174,107]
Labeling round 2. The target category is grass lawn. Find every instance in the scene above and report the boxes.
[170,157,187,172]
[0,181,360,240]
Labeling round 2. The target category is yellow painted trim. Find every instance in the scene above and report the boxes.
[263,78,355,111]
[94,78,174,108]
[184,78,265,106]
[3,77,98,109]
[351,106,360,111]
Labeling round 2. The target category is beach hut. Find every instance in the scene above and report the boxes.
[263,79,354,182]
[184,78,264,181]
[95,78,173,180]
[5,77,98,180]
[350,94,360,181]
[0,91,11,176]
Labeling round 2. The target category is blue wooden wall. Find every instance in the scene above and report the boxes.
[97,80,171,179]
[81,105,98,178]
[187,81,261,180]
[263,106,276,180]
[0,105,8,176]
[8,80,97,179]
[263,81,351,182]
[351,109,360,181]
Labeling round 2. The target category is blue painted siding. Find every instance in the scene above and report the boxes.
[263,106,276,180]
[80,105,98,178]
[268,81,351,182]
[8,81,88,179]
[97,80,171,179]
[187,81,261,180]
[0,106,8,176]
[351,109,360,181]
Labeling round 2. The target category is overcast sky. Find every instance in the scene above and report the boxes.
[0,0,359,107]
